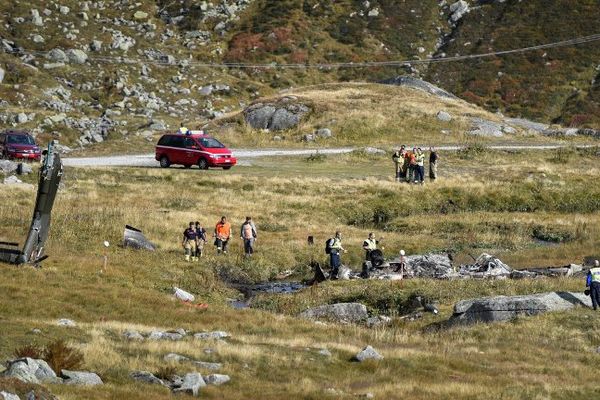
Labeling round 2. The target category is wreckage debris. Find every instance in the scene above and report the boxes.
[0,141,62,266]
[123,225,156,251]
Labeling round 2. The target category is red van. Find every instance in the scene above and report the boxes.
[155,133,237,170]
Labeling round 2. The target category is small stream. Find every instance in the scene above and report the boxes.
[229,281,307,309]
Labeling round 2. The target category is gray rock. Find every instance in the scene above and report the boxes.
[318,349,332,357]
[31,9,43,26]
[16,113,28,124]
[300,303,368,323]
[173,373,205,396]
[316,128,332,138]
[148,331,165,340]
[380,76,457,99]
[437,111,452,122]
[43,63,66,70]
[302,134,315,142]
[199,85,213,96]
[59,6,70,15]
[0,160,18,175]
[17,163,33,175]
[130,371,164,385]
[205,374,230,386]
[365,315,392,328]
[57,318,76,327]
[1,358,59,384]
[3,176,23,185]
[191,361,222,370]
[66,49,88,64]
[0,67,4,83]
[61,370,103,386]
[468,118,509,138]
[244,101,310,131]
[503,118,547,132]
[32,35,45,44]
[354,346,383,362]
[449,0,470,23]
[149,120,167,130]
[164,353,189,362]
[450,292,592,325]
[123,330,144,341]
[194,331,230,340]
[162,332,184,341]
[90,40,102,52]
[0,392,20,400]
[46,49,68,63]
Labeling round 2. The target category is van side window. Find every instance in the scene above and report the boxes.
[184,138,196,148]
[170,136,185,148]
[158,136,171,146]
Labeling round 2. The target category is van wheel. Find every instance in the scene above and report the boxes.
[198,158,209,170]
[159,156,170,168]
[223,166,232,170]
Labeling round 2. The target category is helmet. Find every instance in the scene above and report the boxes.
[400,250,405,256]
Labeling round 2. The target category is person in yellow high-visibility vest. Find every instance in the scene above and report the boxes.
[362,232,378,263]
[586,260,600,310]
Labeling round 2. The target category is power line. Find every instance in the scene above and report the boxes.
[6,33,600,69]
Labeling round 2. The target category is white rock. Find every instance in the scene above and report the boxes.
[173,373,206,396]
[66,49,88,64]
[57,318,76,327]
[0,391,20,400]
[59,6,70,15]
[174,287,195,302]
[194,331,230,340]
[32,35,45,43]
[0,67,4,84]
[61,370,103,386]
[436,111,452,122]
[205,374,230,386]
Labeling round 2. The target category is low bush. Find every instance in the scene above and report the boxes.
[42,340,84,374]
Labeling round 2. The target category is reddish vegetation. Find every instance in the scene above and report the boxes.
[226,28,295,62]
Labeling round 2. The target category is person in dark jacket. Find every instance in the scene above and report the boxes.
[429,147,439,181]
[194,221,207,258]
[182,222,198,262]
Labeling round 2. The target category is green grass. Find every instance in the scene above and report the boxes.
[1,149,599,399]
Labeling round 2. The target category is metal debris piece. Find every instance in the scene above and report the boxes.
[0,141,63,266]
[123,225,156,251]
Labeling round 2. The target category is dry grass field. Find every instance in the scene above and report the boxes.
[1,147,599,399]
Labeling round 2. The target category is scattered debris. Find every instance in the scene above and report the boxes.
[174,287,195,302]
[122,225,156,251]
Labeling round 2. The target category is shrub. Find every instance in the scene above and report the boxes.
[155,366,178,381]
[14,344,43,359]
[42,340,84,374]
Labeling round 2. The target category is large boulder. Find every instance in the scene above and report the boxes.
[243,98,310,131]
[205,374,230,386]
[46,49,68,63]
[66,49,88,64]
[299,303,368,323]
[0,392,20,400]
[61,370,103,386]
[379,76,457,99]
[1,358,59,384]
[0,160,18,175]
[450,292,592,325]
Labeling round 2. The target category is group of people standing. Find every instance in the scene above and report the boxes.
[392,146,439,184]
[182,216,257,261]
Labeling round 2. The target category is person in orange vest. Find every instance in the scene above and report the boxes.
[214,216,231,254]
[240,216,258,257]
[405,148,417,183]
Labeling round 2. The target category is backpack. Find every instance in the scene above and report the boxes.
[325,238,334,255]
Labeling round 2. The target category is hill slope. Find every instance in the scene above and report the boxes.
[0,0,599,149]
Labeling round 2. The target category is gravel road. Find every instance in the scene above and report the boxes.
[62,145,594,168]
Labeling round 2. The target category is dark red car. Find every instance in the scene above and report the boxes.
[0,130,42,161]
[155,133,237,170]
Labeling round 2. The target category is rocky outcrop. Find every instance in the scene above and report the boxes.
[61,370,103,386]
[244,97,310,131]
[194,331,230,340]
[379,76,457,99]
[1,358,60,384]
[450,292,592,325]
[299,303,368,323]
[468,118,516,137]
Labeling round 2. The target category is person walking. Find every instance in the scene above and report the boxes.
[240,216,258,257]
[406,148,417,183]
[194,221,207,258]
[182,222,198,262]
[214,216,231,254]
[586,260,600,310]
[327,231,346,280]
[429,147,439,181]
[415,147,425,184]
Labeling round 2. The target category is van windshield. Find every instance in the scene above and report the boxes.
[199,137,225,148]
[7,135,35,145]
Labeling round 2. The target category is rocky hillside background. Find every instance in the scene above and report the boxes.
[0,0,599,148]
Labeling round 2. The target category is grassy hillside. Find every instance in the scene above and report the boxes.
[1,148,600,398]
[0,1,599,153]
